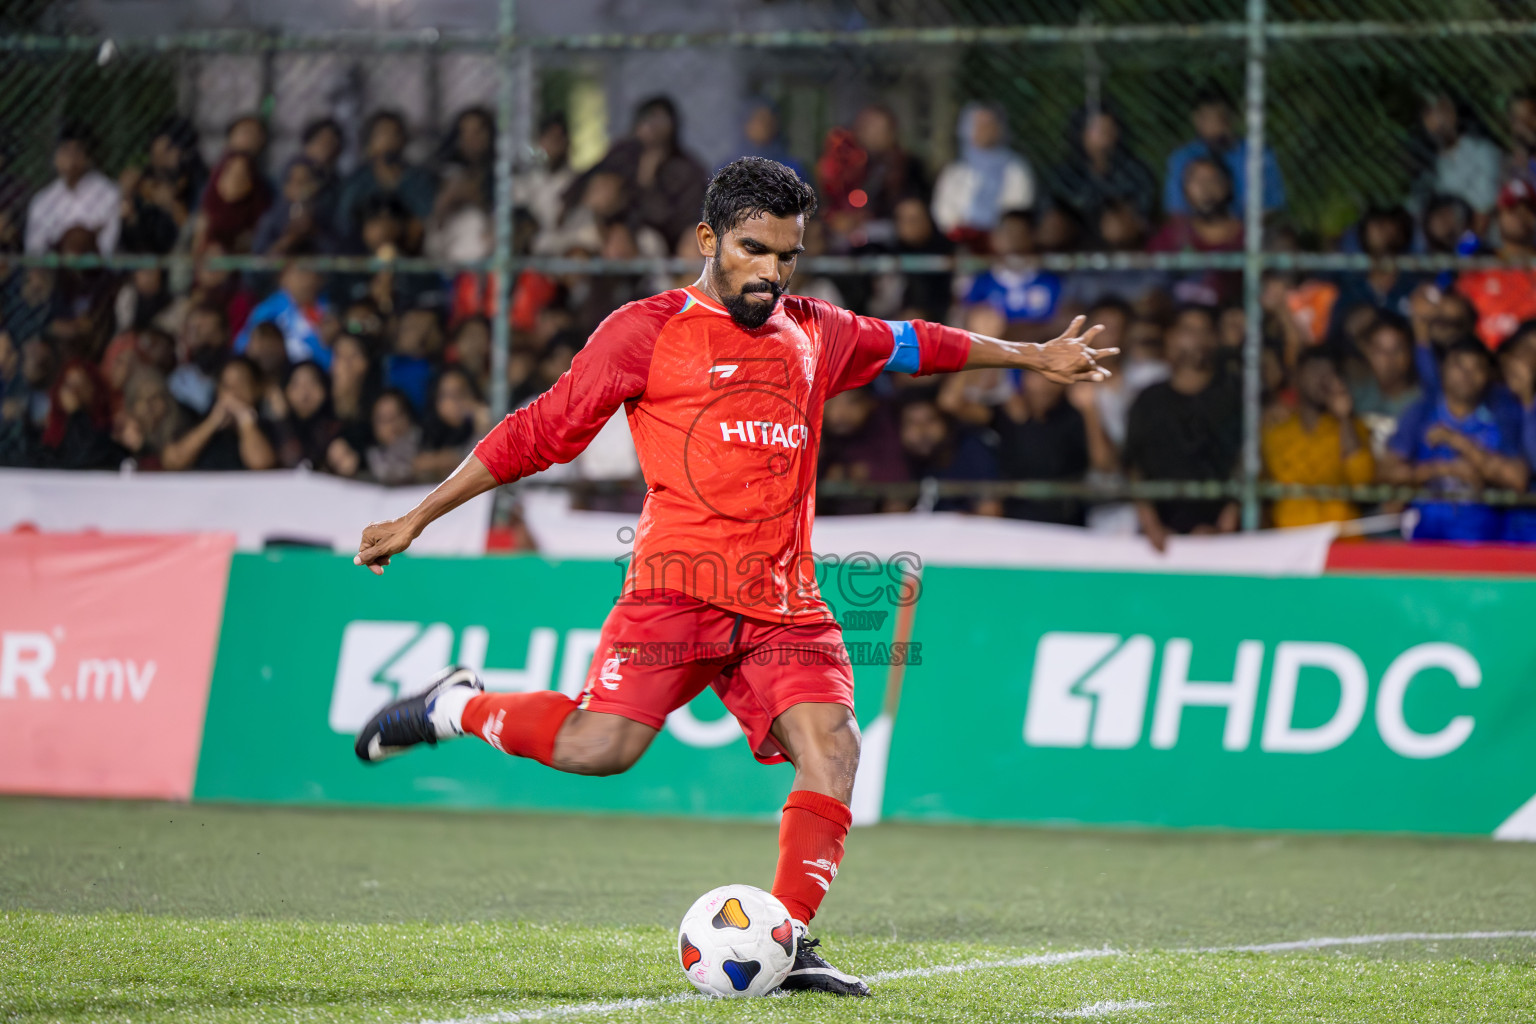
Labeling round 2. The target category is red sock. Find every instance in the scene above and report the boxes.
[460,691,577,768]
[771,790,852,926]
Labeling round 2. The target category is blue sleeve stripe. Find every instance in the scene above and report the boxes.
[883,320,921,374]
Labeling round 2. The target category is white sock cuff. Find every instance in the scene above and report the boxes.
[428,684,478,739]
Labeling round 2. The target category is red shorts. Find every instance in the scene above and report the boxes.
[576,589,855,764]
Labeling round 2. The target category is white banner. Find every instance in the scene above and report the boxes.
[517,489,1337,576]
[0,469,492,556]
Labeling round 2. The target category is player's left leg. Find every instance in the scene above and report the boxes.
[767,702,869,996]
[714,619,870,996]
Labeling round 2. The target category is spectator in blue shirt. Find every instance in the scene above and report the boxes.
[1381,336,1528,541]
[234,261,333,369]
[963,209,1062,334]
[1496,322,1536,541]
[383,307,443,413]
[1164,90,1285,218]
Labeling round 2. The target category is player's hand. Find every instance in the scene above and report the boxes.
[1033,316,1117,385]
[354,516,418,576]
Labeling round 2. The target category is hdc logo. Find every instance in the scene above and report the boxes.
[1023,632,1480,760]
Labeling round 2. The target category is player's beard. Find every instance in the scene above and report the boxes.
[712,253,783,330]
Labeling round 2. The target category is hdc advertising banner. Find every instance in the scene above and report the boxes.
[193,550,910,820]
[884,568,1536,836]
[193,552,1536,836]
[0,532,234,800]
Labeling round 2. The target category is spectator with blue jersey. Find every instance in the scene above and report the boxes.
[234,260,333,369]
[963,209,1061,336]
[1164,90,1286,217]
[383,308,443,413]
[1496,322,1536,541]
[1380,336,1528,541]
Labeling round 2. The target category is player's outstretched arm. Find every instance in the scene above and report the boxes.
[351,294,669,576]
[963,314,1117,384]
[353,453,498,575]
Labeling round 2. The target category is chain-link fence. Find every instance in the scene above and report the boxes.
[4,1,1536,538]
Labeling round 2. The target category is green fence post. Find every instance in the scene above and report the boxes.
[1240,0,1267,531]
[489,0,517,421]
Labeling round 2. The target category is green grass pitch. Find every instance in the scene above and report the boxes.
[3,797,1535,1022]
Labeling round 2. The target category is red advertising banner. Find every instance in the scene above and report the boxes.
[0,532,234,800]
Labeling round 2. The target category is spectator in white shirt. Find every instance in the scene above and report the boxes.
[930,103,1036,241]
[25,126,120,256]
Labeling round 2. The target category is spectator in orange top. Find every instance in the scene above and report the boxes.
[1262,348,1374,528]
[1459,178,1536,350]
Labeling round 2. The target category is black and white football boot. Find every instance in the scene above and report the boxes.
[354,666,484,763]
[777,926,871,997]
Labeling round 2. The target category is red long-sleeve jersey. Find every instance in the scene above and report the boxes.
[473,285,971,624]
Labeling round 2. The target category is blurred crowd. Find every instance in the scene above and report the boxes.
[5,86,1536,542]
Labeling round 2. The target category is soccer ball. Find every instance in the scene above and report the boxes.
[677,884,797,997]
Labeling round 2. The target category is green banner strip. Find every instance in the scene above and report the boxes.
[195,553,1536,836]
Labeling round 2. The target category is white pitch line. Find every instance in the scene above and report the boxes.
[1056,1000,1159,1018]
[415,929,1536,1024]
[865,947,1119,983]
[1186,930,1536,954]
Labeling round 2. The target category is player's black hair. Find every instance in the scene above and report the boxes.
[538,111,568,136]
[703,156,818,238]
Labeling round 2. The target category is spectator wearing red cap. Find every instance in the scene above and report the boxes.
[1458,178,1536,350]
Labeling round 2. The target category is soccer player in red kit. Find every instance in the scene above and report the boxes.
[352,157,1114,995]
